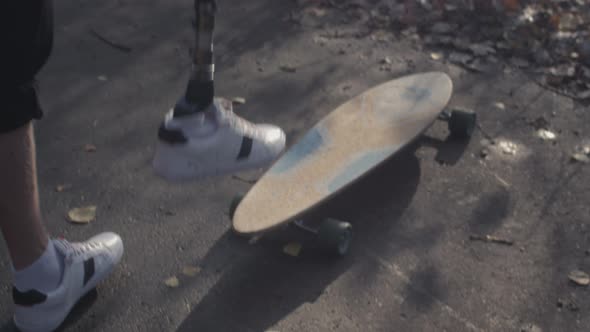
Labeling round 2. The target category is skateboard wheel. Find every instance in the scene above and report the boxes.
[448,109,476,139]
[317,218,352,256]
[229,194,244,221]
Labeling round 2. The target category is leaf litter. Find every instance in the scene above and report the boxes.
[182,266,201,277]
[55,184,72,192]
[67,206,97,224]
[283,242,303,257]
[164,276,180,288]
[84,144,97,152]
[568,270,590,286]
[296,0,590,100]
[469,234,514,245]
[536,129,557,141]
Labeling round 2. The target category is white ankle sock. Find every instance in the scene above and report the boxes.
[13,239,64,293]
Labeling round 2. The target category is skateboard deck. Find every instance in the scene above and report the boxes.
[232,72,453,235]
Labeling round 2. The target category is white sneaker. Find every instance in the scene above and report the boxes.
[152,97,286,181]
[13,233,124,332]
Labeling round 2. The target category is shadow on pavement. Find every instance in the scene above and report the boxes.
[0,290,97,332]
[420,134,471,166]
[175,148,423,331]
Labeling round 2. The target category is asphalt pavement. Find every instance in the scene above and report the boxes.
[1,1,589,331]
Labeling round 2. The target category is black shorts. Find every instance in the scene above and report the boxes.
[0,1,53,134]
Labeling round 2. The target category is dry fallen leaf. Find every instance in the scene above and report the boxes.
[430,52,443,60]
[494,102,506,110]
[493,174,511,188]
[84,144,97,152]
[307,7,326,17]
[55,184,72,192]
[182,266,201,277]
[569,270,590,286]
[571,153,590,163]
[537,129,557,141]
[283,242,302,257]
[67,206,97,224]
[232,97,246,105]
[469,234,514,245]
[164,276,180,288]
[498,140,518,155]
[550,65,576,78]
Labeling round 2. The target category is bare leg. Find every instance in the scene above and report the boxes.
[0,122,49,270]
[4,122,124,332]
[1,3,124,330]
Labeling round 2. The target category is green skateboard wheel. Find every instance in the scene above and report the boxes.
[317,218,353,256]
[448,109,476,139]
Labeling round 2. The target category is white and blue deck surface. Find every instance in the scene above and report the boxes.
[233,72,453,234]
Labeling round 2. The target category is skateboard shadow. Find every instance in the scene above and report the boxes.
[175,149,422,332]
[419,134,471,166]
[0,322,15,332]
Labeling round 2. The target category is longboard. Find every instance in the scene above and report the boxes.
[231,72,474,254]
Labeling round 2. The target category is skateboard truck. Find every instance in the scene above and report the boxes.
[438,108,477,139]
[229,195,353,256]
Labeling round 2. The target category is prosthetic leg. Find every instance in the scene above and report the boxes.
[174,0,217,116]
[152,0,286,181]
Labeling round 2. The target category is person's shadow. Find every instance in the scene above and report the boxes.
[0,138,468,332]
[175,145,428,332]
[0,290,98,332]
